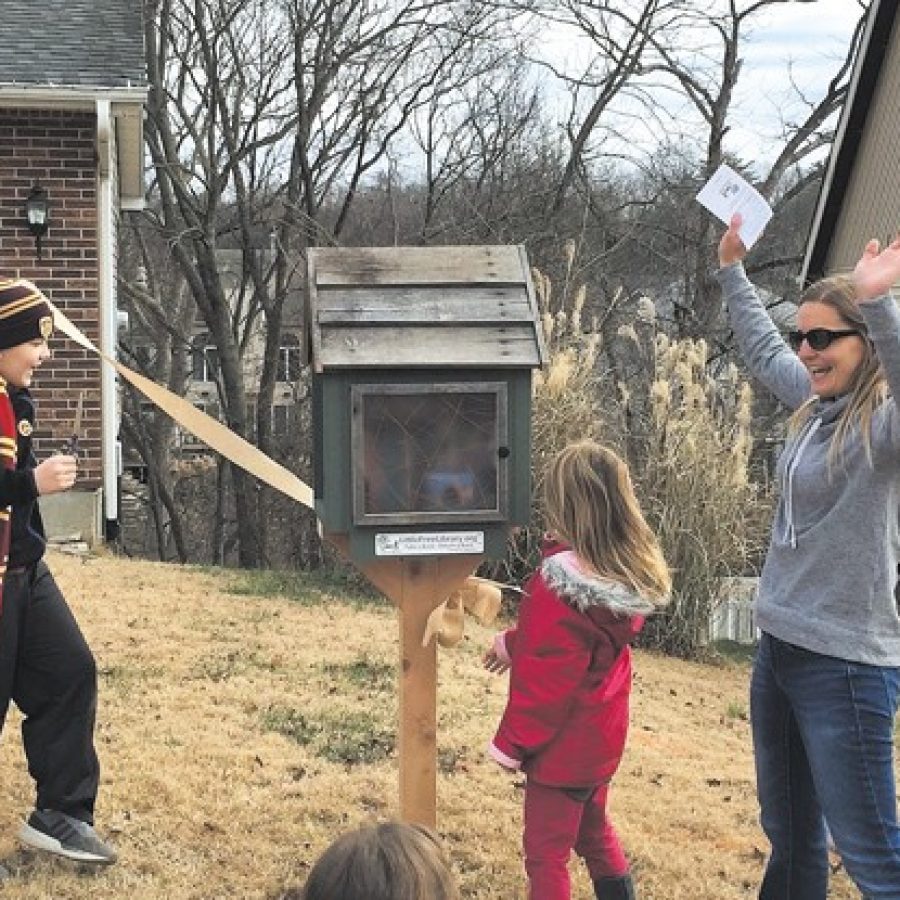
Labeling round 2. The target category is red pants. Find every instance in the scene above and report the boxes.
[523,778,629,900]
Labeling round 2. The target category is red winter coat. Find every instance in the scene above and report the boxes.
[489,540,655,787]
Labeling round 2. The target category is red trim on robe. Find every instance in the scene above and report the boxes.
[0,382,17,615]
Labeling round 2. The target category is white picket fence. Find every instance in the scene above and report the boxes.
[709,577,759,645]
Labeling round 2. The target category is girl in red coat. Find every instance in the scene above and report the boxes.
[485,440,670,900]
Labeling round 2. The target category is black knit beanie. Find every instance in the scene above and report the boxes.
[0,278,54,350]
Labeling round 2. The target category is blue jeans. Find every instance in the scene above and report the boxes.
[751,632,900,899]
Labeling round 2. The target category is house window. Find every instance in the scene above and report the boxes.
[137,399,155,423]
[277,334,301,382]
[191,333,219,382]
[179,401,220,449]
[272,404,293,435]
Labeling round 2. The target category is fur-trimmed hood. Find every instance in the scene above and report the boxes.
[540,547,659,617]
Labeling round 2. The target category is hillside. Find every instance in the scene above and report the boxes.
[0,550,859,899]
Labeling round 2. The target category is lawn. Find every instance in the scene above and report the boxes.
[0,549,860,899]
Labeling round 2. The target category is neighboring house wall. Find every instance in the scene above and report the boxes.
[0,107,102,488]
[803,0,900,284]
[827,15,900,274]
[180,324,303,455]
[173,248,304,455]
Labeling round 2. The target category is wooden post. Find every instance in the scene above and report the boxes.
[326,534,481,827]
[397,560,439,826]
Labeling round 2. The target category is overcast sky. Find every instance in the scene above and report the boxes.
[729,1,865,163]
[533,1,867,175]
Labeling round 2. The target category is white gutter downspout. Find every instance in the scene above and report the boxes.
[96,99,119,539]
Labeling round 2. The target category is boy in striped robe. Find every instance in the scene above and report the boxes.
[0,277,116,866]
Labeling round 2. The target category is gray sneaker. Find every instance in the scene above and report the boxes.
[18,809,117,865]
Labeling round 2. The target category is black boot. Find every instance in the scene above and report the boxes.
[593,874,636,900]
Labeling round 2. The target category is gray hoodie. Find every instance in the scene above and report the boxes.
[716,262,900,666]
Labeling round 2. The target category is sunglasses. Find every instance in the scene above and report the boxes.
[787,328,861,352]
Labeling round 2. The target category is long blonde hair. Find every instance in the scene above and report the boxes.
[789,275,888,465]
[542,440,671,606]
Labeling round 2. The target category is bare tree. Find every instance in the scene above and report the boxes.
[138,0,299,565]
[535,0,691,214]
[131,0,519,566]
[641,0,867,334]
[484,0,866,339]
[123,0,868,573]
[117,225,196,562]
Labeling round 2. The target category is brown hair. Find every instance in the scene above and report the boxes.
[297,822,458,900]
[789,275,887,465]
[542,440,671,605]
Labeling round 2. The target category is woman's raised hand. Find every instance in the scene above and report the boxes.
[718,213,748,267]
[853,233,900,302]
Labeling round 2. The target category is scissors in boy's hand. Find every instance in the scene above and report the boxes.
[60,434,79,458]
[60,392,83,458]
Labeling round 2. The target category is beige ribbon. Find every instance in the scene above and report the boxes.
[422,576,504,648]
[52,303,506,647]
[49,302,314,509]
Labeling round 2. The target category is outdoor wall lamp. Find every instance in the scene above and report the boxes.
[25,185,50,260]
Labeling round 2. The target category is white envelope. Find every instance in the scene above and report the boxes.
[696,163,773,249]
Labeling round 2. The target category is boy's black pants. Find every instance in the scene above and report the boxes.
[0,560,99,823]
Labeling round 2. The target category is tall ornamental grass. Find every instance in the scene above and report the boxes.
[636,335,771,657]
[498,252,772,658]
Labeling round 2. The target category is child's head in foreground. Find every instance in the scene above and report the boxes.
[296,821,458,900]
[543,439,671,604]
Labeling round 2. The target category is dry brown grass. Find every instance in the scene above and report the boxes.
[0,550,862,899]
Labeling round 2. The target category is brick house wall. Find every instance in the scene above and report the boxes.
[0,108,102,488]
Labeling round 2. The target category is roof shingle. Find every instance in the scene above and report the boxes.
[0,0,146,90]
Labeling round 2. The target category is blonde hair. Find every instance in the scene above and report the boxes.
[298,822,458,900]
[789,275,887,465]
[542,440,671,605]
